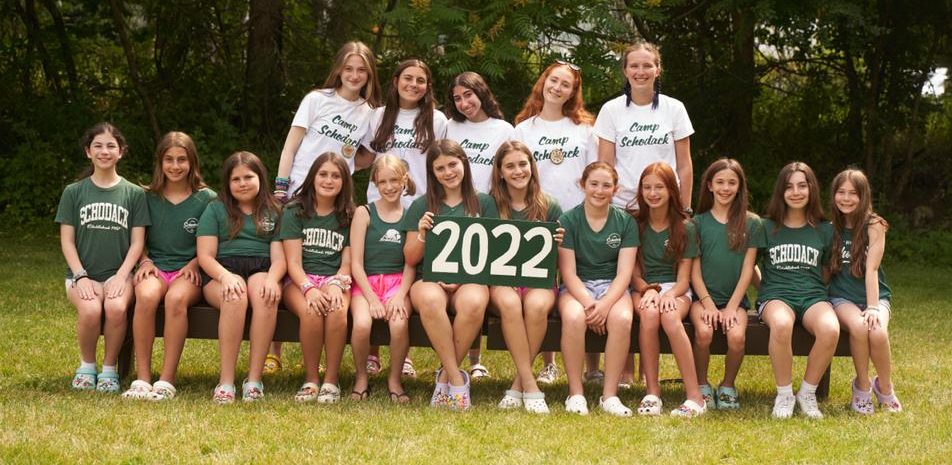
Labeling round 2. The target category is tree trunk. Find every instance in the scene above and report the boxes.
[13,0,62,97]
[726,5,755,157]
[39,0,78,96]
[107,0,162,141]
[244,0,284,136]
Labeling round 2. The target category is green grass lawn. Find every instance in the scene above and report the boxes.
[1,228,950,464]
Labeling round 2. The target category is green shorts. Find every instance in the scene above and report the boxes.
[757,296,829,321]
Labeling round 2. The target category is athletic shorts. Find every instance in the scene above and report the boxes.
[201,256,271,286]
[284,273,336,290]
[156,269,183,285]
[692,293,751,310]
[659,281,694,300]
[830,297,891,315]
[559,278,613,301]
[756,295,829,321]
[352,273,403,303]
[515,286,559,298]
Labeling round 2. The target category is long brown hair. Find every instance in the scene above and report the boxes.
[490,141,549,221]
[425,139,480,216]
[371,59,437,153]
[445,72,504,122]
[77,122,128,179]
[696,158,753,252]
[766,161,825,232]
[147,131,207,197]
[829,169,888,278]
[321,41,381,107]
[634,162,688,270]
[290,152,354,228]
[514,62,594,125]
[220,151,280,239]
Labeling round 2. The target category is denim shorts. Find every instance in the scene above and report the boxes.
[560,278,613,300]
[830,297,891,314]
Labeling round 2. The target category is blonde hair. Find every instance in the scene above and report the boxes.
[370,154,416,197]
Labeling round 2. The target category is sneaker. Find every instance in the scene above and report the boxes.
[147,380,176,401]
[447,371,471,411]
[583,370,604,385]
[637,394,663,416]
[241,380,264,402]
[316,383,341,404]
[536,363,560,385]
[71,368,97,391]
[671,399,707,417]
[564,394,589,415]
[212,384,236,405]
[498,390,523,410]
[599,396,633,417]
[121,380,153,400]
[523,391,549,414]
[872,376,903,413]
[796,390,823,419]
[850,378,874,415]
[716,385,740,410]
[772,392,796,419]
[96,372,120,393]
[468,363,490,380]
[699,384,716,410]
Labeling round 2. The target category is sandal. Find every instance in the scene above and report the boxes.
[213,384,236,405]
[468,363,490,380]
[497,389,523,410]
[716,385,740,410]
[671,399,707,417]
[147,380,176,401]
[389,391,411,405]
[241,379,264,402]
[851,378,874,415]
[96,371,120,393]
[536,362,560,385]
[71,367,97,391]
[522,391,549,414]
[263,354,282,375]
[350,385,371,402]
[366,355,382,375]
[121,380,153,400]
[316,383,341,404]
[294,382,319,403]
[584,370,604,385]
[699,384,716,410]
[402,359,417,378]
[872,376,903,413]
[637,394,663,416]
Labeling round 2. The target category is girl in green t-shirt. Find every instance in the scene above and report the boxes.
[56,123,149,393]
[829,169,901,413]
[405,139,498,411]
[196,152,286,404]
[558,162,637,417]
[124,132,215,401]
[758,161,839,419]
[488,141,564,414]
[630,162,704,417]
[689,158,762,411]
[279,152,354,404]
[350,155,416,404]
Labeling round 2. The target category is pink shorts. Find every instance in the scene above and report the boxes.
[156,269,182,285]
[352,273,403,303]
[284,274,335,290]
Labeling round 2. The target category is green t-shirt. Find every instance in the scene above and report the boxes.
[828,227,891,302]
[403,192,498,278]
[507,195,563,223]
[145,188,217,271]
[196,201,278,258]
[278,203,349,276]
[360,203,405,275]
[559,205,639,281]
[640,220,698,284]
[695,211,765,305]
[758,219,833,303]
[55,177,151,281]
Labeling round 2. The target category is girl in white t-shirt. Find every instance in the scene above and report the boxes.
[362,59,447,205]
[595,42,694,210]
[275,41,381,199]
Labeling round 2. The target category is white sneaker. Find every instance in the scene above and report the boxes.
[523,391,550,414]
[564,394,589,415]
[599,396,633,417]
[772,392,796,419]
[536,363,560,385]
[796,390,823,419]
[497,390,523,409]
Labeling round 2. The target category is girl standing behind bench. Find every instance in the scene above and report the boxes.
[197,152,285,404]
[123,132,216,401]
[56,122,149,393]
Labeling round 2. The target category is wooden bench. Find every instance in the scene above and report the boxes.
[115,305,850,400]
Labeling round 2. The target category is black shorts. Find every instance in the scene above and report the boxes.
[201,256,272,286]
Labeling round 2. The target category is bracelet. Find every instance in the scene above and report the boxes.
[699,294,712,303]
[274,177,290,190]
[138,259,153,267]
[71,269,89,287]
[642,283,661,293]
[416,233,426,243]
[300,280,316,294]
[865,306,880,313]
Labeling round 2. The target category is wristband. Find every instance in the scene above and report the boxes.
[300,280,316,295]
[71,269,89,287]
[417,233,426,243]
[138,259,154,267]
[699,294,712,303]
[642,283,661,293]
[865,306,880,313]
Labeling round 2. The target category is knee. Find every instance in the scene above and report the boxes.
[494,294,522,317]
[868,327,890,346]
[609,308,633,331]
[659,312,684,332]
[695,325,714,346]
[726,330,746,350]
[638,309,660,331]
[352,315,372,335]
[560,309,586,332]
[524,303,552,323]
[103,300,129,320]
[815,320,841,344]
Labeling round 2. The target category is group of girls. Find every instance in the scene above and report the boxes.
[57,39,900,417]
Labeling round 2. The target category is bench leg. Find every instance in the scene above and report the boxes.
[817,365,831,401]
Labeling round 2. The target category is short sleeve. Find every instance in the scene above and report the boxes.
[478,193,498,219]
[129,187,151,227]
[196,201,223,237]
[620,213,639,248]
[558,211,576,250]
[747,215,766,248]
[546,197,563,222]
[819,221,834,266]
[403,197,427,232]
[592,99,618,143]
[671,99,695,140]
[291,91,320,129]
[54,184,77,225]
[277,207,303,241]
[683,220,698,258]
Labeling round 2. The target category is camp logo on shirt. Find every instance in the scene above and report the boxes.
[318,115,361,150]
[619,122,670,148]
[606,233,622,248]
[303,228,345,252]
[262,217,276,233]
[183,217,199,234]
[380,229,402,244]
[533,136,579,165]
[80,202,128,230]
[768,244,820,270]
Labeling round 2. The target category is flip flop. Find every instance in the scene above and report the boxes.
[389,391,410,405]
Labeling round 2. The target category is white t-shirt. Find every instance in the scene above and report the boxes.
[593,93,694,208]
[288,89,375,194]
[514,116,598,210]
[361,107,448,205]
[445,118,515,193]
